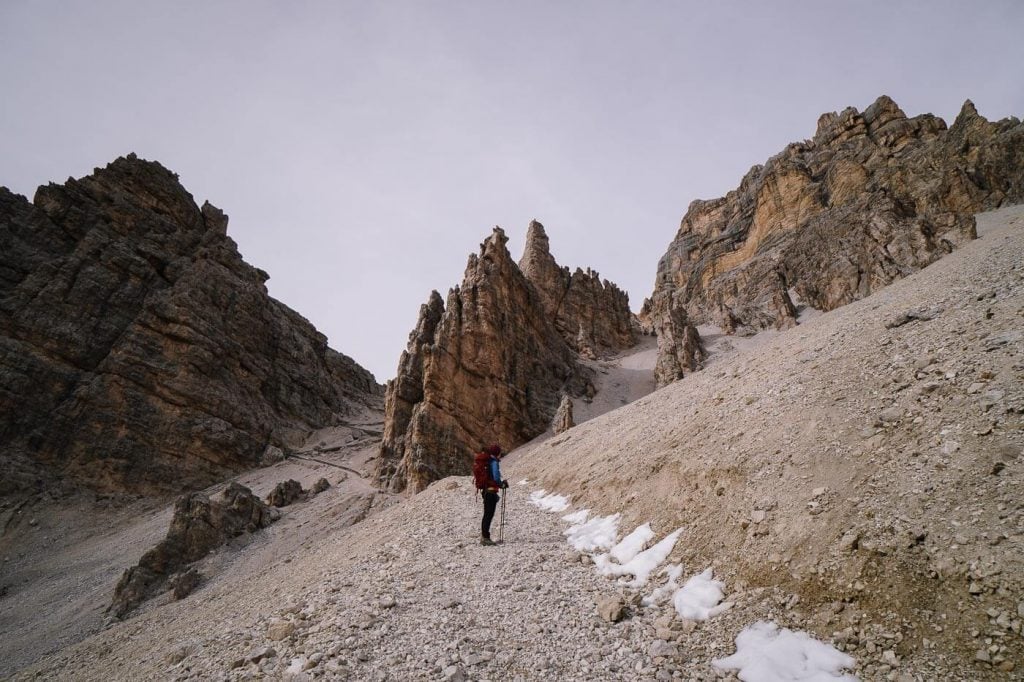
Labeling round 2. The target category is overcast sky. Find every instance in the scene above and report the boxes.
[2,2,1022,382]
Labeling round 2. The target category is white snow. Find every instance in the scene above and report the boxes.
[528,490,571,512]
[564,513,620,552]
[609,522,655,564]
[642,564,683,606]
[517,479,530,486]
[561,509,589,524]
[594,528,683,586]
[712,621,858,682]
[672,568,730,621]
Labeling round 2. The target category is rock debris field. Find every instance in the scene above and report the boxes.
[14,474,858,682]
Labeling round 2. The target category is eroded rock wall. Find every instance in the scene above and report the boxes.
[519,220,636,357]
[378,227,602,493]
[648,96,1024,386]
[0,155,382,495]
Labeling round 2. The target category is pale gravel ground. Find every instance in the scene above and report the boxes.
[4,206,1024,681]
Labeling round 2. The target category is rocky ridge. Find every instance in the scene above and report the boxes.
[377,225,633,493]
[518,220,636,357]
[647,96,1024,386]
[376,228,594,493]
[0,155,382,496]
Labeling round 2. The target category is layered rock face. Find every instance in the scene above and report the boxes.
[519,220,635,357]
[648,96,1024,386]
[378,226,632,493]
[0,155,382,496]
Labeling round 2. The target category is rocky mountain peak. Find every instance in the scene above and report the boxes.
[0,155,382,496]
[519,219,559,280]
[377,220,641,493]
[647,96,1024,386]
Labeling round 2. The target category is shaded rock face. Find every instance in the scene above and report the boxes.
[0,155,382,496]
[378,227,611,493]
[519,220,636,357]
[109,482,275,617]
[648,96,1024,386]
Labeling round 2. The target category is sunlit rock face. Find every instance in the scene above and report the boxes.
[379,224,640,493]
[647,96,1024,386]
[0,155,382,496]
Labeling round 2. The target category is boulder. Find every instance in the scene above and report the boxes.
[267,480,305,507]
[596,595,626,623]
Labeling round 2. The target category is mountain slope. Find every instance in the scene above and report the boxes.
[10,206,1022,681]
[519,204,1024,672]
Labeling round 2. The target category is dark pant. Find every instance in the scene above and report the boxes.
[481,491,500,538]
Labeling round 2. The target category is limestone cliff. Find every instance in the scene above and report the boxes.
[0,155,382,496]
[648,96,1024,386]
[518,220,635,357]
[378,226,625,493]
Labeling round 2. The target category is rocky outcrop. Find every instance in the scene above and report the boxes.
[551,395,574,434]
[266,480,305,508]
[378,226,617,493]
[265,477,330,507]
[109,482,276,617]
[0,155,383,496]
[519,220,635,357]
[648,96,1024,386]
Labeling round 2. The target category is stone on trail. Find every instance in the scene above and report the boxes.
[597,595,626,622]
[266,619,296,641]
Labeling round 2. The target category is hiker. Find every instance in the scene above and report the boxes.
[473,444,508,546]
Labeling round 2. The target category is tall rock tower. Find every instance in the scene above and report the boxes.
[377,223,636,493]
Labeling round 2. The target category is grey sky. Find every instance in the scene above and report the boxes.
[3,2,1022,381]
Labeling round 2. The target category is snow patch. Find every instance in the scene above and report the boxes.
[564,513,620,552]
[610,522,655,564]
[561,509,589,524]
[528,490,571,512]
[673,568,730,621]
[594,528,683,586]
[712,621,858,681]
[643,564,683,606]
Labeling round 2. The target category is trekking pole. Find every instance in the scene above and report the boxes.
[499,488,507,544]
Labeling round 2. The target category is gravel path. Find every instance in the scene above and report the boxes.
[17,472,800,682]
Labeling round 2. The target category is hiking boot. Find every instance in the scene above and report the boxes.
[480,537,496,546]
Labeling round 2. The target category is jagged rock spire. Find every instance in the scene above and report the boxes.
[378,220,640,493]
[376,224,594,493]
